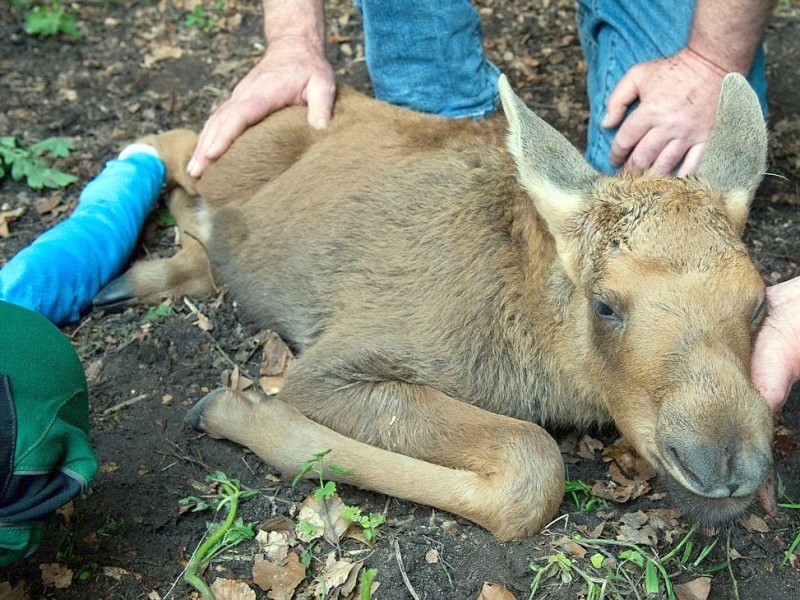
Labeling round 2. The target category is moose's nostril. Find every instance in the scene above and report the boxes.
[666,445,709,493]
[663,441,737,499]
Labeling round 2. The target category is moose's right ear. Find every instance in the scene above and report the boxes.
[498,74,598,237]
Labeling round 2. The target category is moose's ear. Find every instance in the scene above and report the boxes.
[498,75,598,235]
[695,73,768,235]
[499,74,599,281]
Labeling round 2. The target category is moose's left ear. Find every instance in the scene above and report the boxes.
[695,73,768,235]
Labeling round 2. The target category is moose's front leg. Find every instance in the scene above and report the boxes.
[187,361,565,540]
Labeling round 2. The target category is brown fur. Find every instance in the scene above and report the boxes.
[100,75,773,540]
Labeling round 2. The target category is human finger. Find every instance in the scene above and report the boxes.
[626,130,675,173]
[647,139,690,175]
[603,69,641,129]
[676,143,706,178]
[304,74,336,129]
[608,106,652,168]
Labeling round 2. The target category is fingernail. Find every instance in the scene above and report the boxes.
[601,115,611,128]
[187,157,200,177]
[314,118,329,130]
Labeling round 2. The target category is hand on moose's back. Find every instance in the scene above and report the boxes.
[751,277,800,414]
[188,36,336,178]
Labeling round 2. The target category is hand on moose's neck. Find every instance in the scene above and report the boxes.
[751,276,800,413]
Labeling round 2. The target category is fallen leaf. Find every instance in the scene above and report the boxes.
[425,548,439,564]
[40,563,73,589]
[0,207,25,237]
[576,434,604,459]
[740,514,770,533]
[102,566,131,580]
[552,535,587,558]
[143,44,183,68]
[675,576,711,600]
[259,375,284,395]
[255,530,290,562]
[0,581,31,600]
[477,581,517,600]
[260,331,294,376]
[56,501,74,524]
[299,493,352,545]
[34,193,63,215]
[252,553,305,600]
[210,577,256,600]
[309,554,362,599]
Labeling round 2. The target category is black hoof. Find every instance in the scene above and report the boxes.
[93,275,136,312]
[184,388,227,432]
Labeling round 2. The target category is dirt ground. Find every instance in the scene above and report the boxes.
[2,1,800,598]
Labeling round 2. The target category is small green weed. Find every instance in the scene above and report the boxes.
[24,2,81,38]
[293,449,387,542]
[180,471,258,600]
[778,497,800,567]
[184,1,224,32]
[529,524,725,599]
[0,136,77,189]
[564,478,608,513]
[145,302,173,320]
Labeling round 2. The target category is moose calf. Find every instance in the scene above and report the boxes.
[96,74,773,540]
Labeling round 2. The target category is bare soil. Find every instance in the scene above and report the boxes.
[2,1,800,598]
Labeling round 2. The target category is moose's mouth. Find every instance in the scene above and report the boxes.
[661,472,757,525]
[651,444,773,526]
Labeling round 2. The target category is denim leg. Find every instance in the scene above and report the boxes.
[575,0,767,173]
[353,0,500,118]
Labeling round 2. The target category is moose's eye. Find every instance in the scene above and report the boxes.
[750,294,767,330]
[592,297,619,322]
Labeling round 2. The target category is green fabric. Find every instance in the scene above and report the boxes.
[0,300,97,567]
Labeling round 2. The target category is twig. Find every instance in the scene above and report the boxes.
[102,393,147,415]
[393,539,420,600]
[727,530,740,600]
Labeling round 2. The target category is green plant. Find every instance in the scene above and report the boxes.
[340,506,387,542]
[181,471,258,600]
[564,478,608,513]
[359,567,378,600]
[529,524,725,599]
[293,449,386,542]
[184,2,223,32]
[24,2,81,38]
[778,497,800,567]
[0,136,77,189]
[145,302,173,320]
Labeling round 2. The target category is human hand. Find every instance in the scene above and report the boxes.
[188,35,336,177]
[751,277,800,413]
[603,47,728,176]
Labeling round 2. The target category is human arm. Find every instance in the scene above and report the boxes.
[603,0,774,175]
[188,0,335,177]
[751,277,800,413]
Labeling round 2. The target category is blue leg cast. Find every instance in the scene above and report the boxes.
[0,146,165,324]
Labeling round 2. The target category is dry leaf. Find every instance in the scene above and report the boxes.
[143,44,183,68]
[56,501,74,524]
[229,366,253,392]
[425,548,439,564]
[34,193,63,215]
[210,577,256,600]
[260,331,294,376]
[477,581,517,600]
[298,493,352,545]
[102,566,131,580]
[576,434,604,459]
[0,581,31,600]
[255,530,291,562]
[552,535,587,558]
[259,375,284,395]
[675,576,711,600]
[309,554,362,599]
[740,514,770,533]
[252,553,305,599]
[40,563,73,589]
[0,207,25,237]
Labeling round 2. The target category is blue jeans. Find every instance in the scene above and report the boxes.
[355,0,767,174]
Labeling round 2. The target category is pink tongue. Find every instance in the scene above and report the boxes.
[755,470,778,517]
